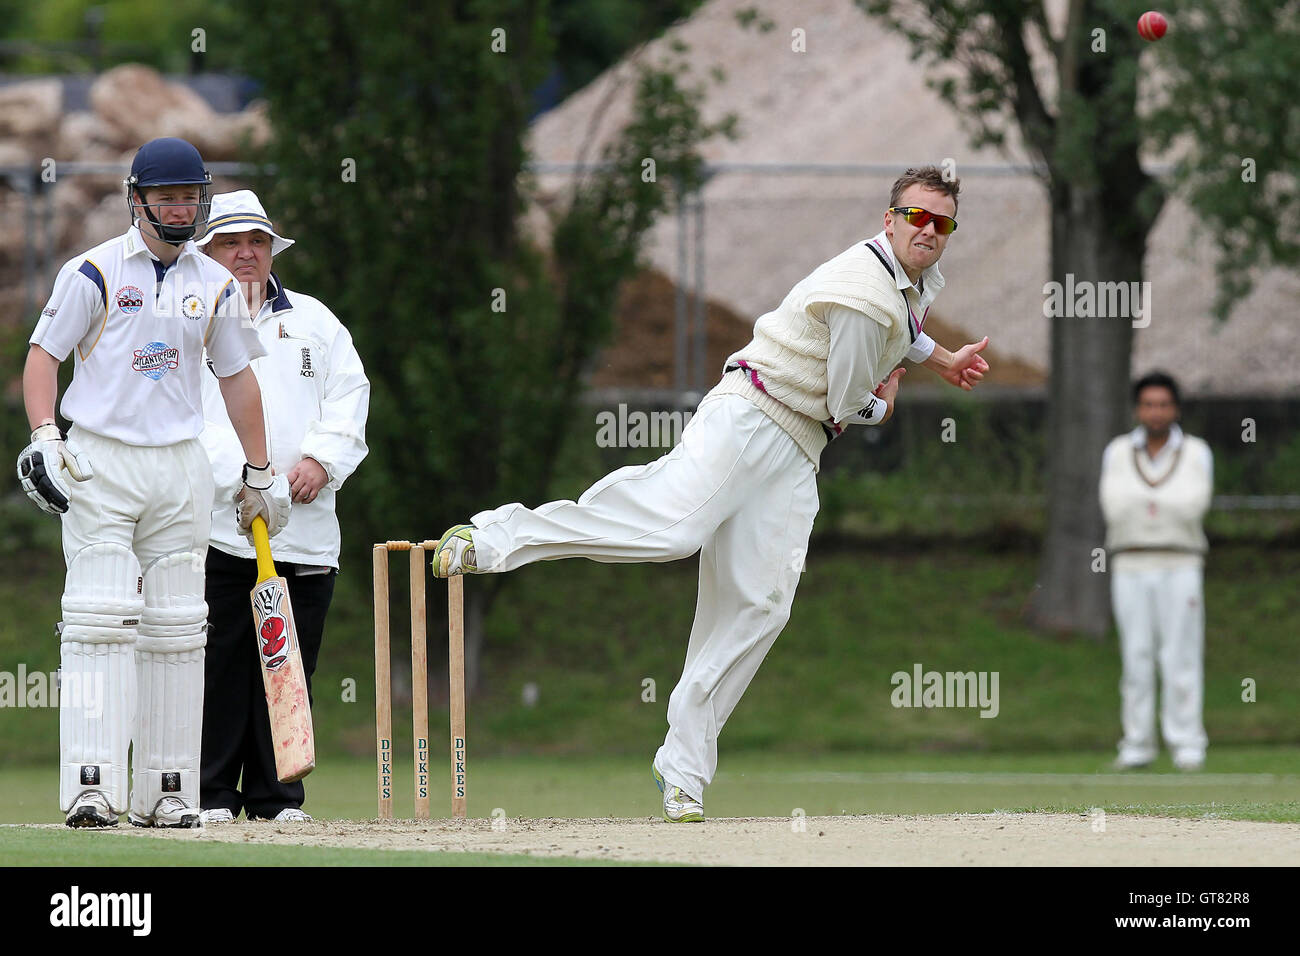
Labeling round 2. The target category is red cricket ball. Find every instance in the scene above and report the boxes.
[1137,11,1168,41]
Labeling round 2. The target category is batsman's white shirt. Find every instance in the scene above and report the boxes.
[201,274,370,567]
[30,226,264,446]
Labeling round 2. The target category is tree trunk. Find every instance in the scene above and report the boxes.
[1026,183,1142,637]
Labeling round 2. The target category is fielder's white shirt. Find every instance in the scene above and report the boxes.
[30,226,264,446]
[201,275,370,567]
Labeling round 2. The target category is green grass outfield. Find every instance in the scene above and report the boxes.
[2,748,1298,865]
[3,544,1297,762]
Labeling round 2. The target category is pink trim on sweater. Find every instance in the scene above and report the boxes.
[735,359,769,395]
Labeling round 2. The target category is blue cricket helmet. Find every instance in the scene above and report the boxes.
[124,137,213,245]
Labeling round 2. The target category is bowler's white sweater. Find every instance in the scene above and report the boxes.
[707,241,917,468]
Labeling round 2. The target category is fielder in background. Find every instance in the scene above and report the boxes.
[1101,371,1213,772]
[197,190,370,823]
[19,138,291,829]
[431,166,990,822]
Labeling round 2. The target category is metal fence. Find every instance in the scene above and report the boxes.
[1,160,268,321]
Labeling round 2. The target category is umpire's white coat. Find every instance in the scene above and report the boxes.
[201,274,370,567]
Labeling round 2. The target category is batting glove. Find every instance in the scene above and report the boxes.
[16,424,94,516]
[236,462,292,541]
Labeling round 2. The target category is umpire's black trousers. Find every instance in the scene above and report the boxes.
[201,546,335,819]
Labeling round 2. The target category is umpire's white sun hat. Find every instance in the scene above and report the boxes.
[196,189,295,256]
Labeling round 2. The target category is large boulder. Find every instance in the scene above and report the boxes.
[56,110,127,162]
[0,79,62,154]
[91,65,216,151]
[90,65,269,162]
[80,192,127,252]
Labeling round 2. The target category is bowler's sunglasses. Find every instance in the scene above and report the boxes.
[889,206,958,235]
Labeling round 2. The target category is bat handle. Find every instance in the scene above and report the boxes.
[251,516,277,582]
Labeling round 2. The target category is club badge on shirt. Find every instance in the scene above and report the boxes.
[115,286,143,314]
[181,293,205,320]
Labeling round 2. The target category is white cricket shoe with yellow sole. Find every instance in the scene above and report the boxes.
[652,763,704,823]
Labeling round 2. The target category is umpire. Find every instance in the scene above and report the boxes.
[196,190,370,822]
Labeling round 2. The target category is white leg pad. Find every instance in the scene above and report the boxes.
[59,543,143,814]
[131,553,208,822]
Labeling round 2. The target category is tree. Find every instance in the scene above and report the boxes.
[1143,1,1300,319]
[858,0,1298,636]
[230,0,728,688]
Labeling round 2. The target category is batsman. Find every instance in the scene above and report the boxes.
[18,139,291,828]
[433,166,990,822]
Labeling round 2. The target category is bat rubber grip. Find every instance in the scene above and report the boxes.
[252,516,277,583]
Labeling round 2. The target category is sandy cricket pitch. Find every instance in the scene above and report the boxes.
[105,813,1300,865]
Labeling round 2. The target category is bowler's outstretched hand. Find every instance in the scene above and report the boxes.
[941,336,990,391]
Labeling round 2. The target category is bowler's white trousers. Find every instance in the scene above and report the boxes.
[1111,557,1208,765]
[472,393,819,798]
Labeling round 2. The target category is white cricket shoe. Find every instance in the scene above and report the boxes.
[652,762,704,823]
[272,808,312,822]
[199,808,235,824]
[1112,755,1153,771]
[1173,754,1205,772]
[65,790,117,828]
[130,796,201,829]
[431,524,478,578]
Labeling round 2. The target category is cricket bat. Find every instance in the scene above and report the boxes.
[249,515,316,783]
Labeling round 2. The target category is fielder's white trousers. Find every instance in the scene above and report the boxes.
[472,394,819,798]
[1111,559,1208,765]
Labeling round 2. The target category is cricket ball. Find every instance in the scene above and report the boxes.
[1137,11,1168,41]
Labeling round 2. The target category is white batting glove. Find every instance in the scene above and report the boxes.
[236,462,292,541]
[16,424,94,516]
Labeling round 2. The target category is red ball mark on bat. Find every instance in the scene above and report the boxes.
[260,616,287,659]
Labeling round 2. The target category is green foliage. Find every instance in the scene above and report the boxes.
[860,0,1299,316]
[3,544,1298,767]
[1144,1,1300,319]
[227,0,726,576]
[3,0,242,73]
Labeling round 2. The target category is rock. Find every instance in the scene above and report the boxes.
[81,192,127,252]
[89,65,269,162]
[54,178,122,251]
[0,79,62,146]
[91,64,216,150]
[56,111,125,162]
[0,192,26,274]
[0,141,33,167]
